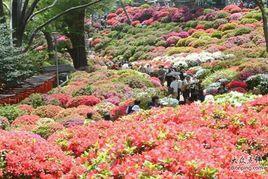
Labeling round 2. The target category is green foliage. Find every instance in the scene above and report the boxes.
[240,18,258,24]
[234,27,252,36]
[0,105,25,123]
[244,11,262,21]
[216,11,230,19]
[73,84,93,97]
[177,37,196,47]
[140,3,150,8]
[221,23,236,31]
[21,93,45,108]
[185,20,198,28]
[202,69,238,87]
[190,39,207,48]
[191,31,208,38]
[167,47,194,55]
[115,70,153,88]
[0,26,34,88]
[211,31,222,39]
[213,18,228,29]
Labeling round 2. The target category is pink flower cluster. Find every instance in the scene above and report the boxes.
[107,6,194,27]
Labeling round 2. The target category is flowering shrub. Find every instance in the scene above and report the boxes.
[17,104,34,114]
[0,105,25,123]
[11,115,40,129]
[0,130,73,178]
[44,94,71,107]
[209,92,257,106]
[0,117,10,130]
[66,95,101,108]
[150,77,162,87]
[227,80,247,90]
[202,69,238,88]
[223,5,241,14]
[32,105,63,118]
[48,101,267,178]
[33,119,64,139]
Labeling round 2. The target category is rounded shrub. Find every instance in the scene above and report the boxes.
[234,27,252,36]
[211,31,223,39]
[167,47,195,55]
[240,18,258,24]
[0,105,25,123]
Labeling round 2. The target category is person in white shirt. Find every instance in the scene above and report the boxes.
[126,100,141,114]
[170,76,182,99]
[122,63,129,70]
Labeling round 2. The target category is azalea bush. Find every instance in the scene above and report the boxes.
[209,91,257,106]
[47,97,267,178]
[0,130,74,178]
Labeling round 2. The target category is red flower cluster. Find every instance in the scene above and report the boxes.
[227,80,248,90]
[0,130,73,178]
[47,96,267,178]
[66,95,101,108]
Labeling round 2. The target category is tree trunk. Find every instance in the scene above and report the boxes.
[0,0,6,24]
[43,31,54,60]
[11,0,25,47]
[66,10,88,70]
[260,8,268,52]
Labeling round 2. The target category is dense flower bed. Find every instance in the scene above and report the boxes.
[47,95,267,178]
[91,5,266,65]
[0,130,74,178]
[0,67,267,177]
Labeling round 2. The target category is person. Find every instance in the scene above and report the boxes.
[165,68,174,87]
[126,100,141,114]
[149,96,160,109]
[197,83,205,102]
[179,69,186,81]
[145,64,153,75]
[139,65,147,73]
[86,112,93,120]
[170,76,181,99]
[158,66,166,85]
[182,75,192,103]
[218,83,227,94]
[103,112,112,121]
[121,62,130,70]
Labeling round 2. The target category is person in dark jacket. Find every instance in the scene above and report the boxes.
[149,96,160,109]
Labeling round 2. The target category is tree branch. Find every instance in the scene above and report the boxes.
[25,0,41,22]
[27,0,58,22]
[25,0,102,51]
[3,2,10,15]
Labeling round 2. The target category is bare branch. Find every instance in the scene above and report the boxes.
[25,0,102,51]
[27,0,58,22]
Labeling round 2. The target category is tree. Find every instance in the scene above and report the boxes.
[254,0,268,52]
[0,25,33,89]
[0,0,5,24]
[10,0,58,46]
[40,0,115,70]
